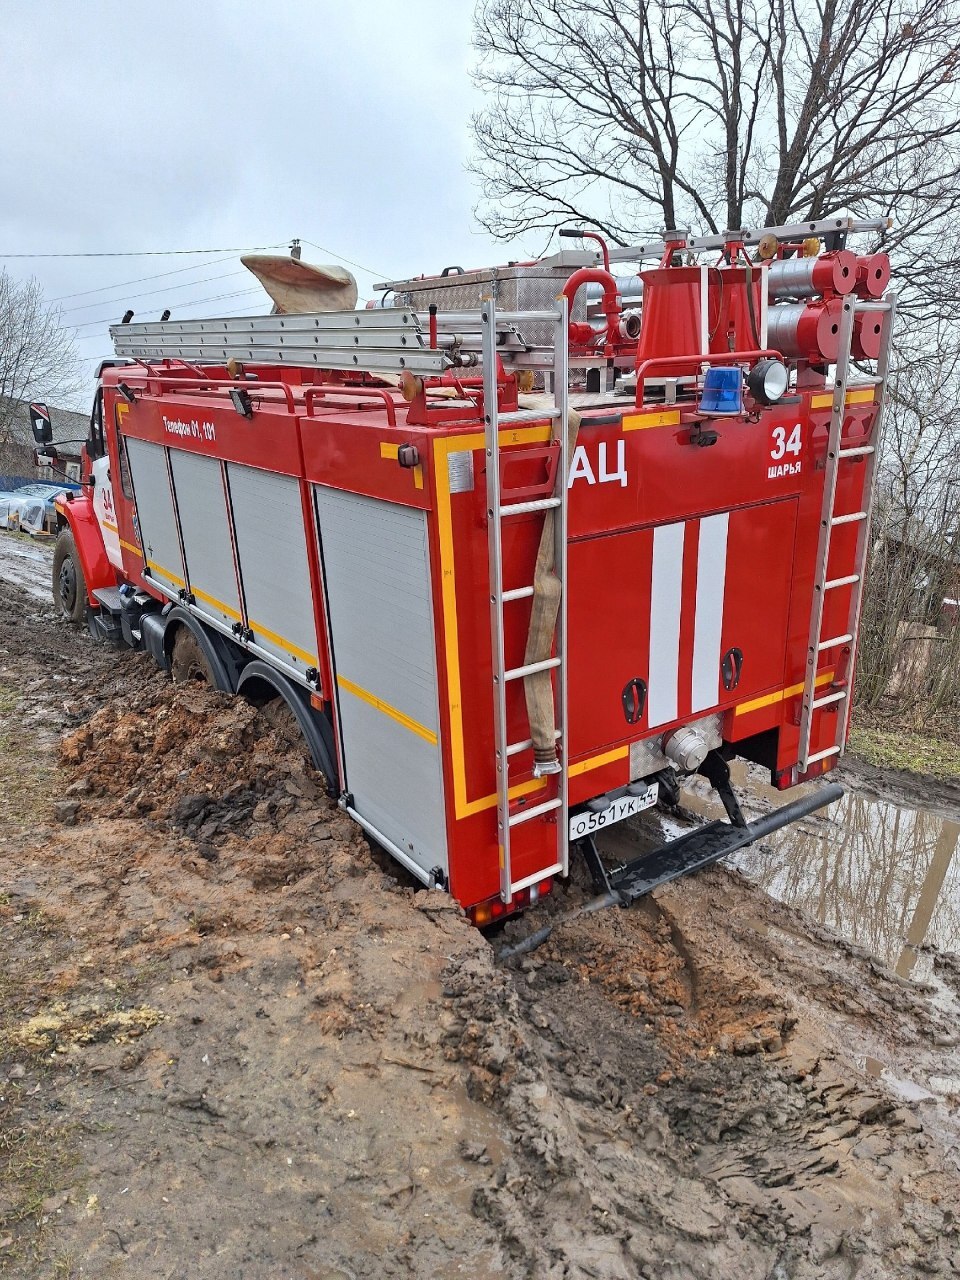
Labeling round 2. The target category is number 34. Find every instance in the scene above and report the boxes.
[771,423,802,460]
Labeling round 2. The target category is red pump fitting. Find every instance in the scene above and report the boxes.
[856,253,891,299]
[557,227,611,272]
[766,250,858,300]
[577,231,610,272]
[766,298,844,363]
[562,268,621,349]
[852,309,886,360]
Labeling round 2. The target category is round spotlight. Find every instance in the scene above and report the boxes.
[748,358,789,406]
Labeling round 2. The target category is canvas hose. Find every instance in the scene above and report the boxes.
[516,394,581,771]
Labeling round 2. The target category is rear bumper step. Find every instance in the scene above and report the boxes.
[584,782,843,903]
[497,782,844,961]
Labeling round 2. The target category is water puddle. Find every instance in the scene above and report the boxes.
[728,772,960,975]
[860,1055,937,1103]
[620,760,960,974]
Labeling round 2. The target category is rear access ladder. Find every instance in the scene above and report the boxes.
[482,298,571,905]
[798,292,897,772]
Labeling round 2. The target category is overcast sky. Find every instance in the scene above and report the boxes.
[1,0,542,408]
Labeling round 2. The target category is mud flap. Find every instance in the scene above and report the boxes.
[580,782,843,904]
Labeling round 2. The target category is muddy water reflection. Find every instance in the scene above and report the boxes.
[670,765,960,971]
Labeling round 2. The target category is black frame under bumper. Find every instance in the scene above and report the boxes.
[582,782,844,904]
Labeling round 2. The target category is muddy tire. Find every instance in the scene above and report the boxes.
[170,627,215,685]
[257,697,303,748]
[52,529,87,625]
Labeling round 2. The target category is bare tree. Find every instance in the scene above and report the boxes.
[474,0,960,723]
[0,270,81,467]
[855,332,960,717]
[472,0,960,253]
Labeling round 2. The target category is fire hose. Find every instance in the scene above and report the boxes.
[516,394,581,773]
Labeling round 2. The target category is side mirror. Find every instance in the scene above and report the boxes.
[29,402,53,445]
[33,445,60,468]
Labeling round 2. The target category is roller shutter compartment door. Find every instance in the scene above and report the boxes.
[314,484,448,879]
[168,450,241,628]
[226,464,319,677]
[124,438,184,596]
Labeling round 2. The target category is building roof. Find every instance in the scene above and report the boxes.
[0,397,87,449]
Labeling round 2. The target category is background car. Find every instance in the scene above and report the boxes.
[0,482,81,533]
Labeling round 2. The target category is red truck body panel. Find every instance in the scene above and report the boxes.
[86,356,879,910]
[54,488,116,603]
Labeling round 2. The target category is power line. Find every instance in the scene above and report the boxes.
[46,241,387,312]
[71,302,272,357]
[55,238,391,330]
[171,287,265,310]
[67,286,265,330]
[73,299,269,339]
[302,240,387,278]
[205,304,267,317]
[60,269,248,315]
[50,252,242,302]
[0,241,289,260]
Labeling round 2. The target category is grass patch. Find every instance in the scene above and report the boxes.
[848,722,960,780]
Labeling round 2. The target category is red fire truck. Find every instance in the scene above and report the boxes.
[36,218,893,924]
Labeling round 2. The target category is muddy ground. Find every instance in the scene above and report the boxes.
[2,546,960,1278]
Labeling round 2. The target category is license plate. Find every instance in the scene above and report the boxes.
[568,783,659,841]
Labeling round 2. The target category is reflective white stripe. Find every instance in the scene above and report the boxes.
[648,522,685,727]
[691,513,729,711]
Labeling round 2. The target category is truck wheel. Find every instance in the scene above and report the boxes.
[170,627,215,685]
[258,696,301,746]
[52,529,87,625]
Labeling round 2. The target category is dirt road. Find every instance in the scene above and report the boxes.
[2,547,959,1278]
[0,534,59,604]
